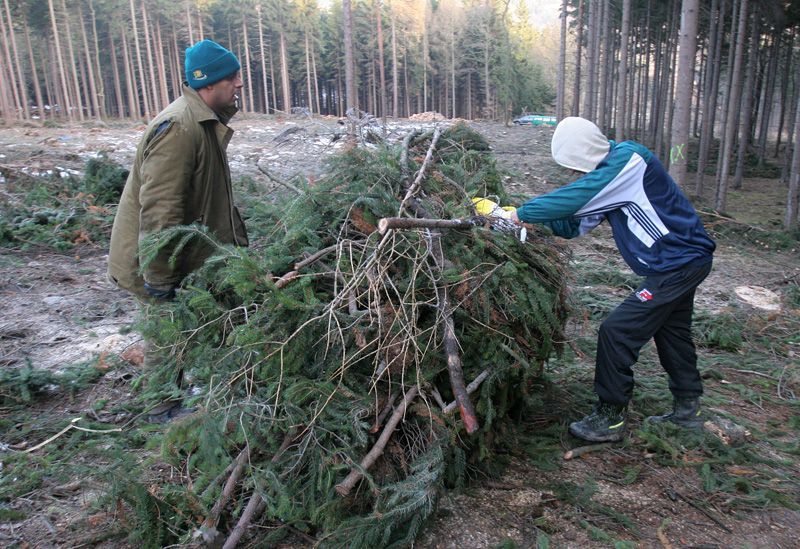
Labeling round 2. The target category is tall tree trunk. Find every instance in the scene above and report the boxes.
[279,30,291,112]
[0,53,13,120]
[242,17,254,114]
[615,0,631,140]
[121,29,137,118]
[775,31,795,156]
[571,0,583,117]
[186,1,194,44]
[343,0,357,114]
[48,0,72,120]
[129,0,149,118]
[60,0,85,121]
[785,81,800,229]
[450,24,456,118]
[391,7,398,117]
[638,20,650,138]
[304,30,313,113]
[423,6,430,112]
[140,1,160,114]
[669,0,700,186]
[556,0,567,121]
[155,20,170,107]
[696,0,726,197]
[256,4,269,113]
[582,0,598,120]
[733,16,759,190]
[715,0,740,191]
[109,31,124,117]
[90,1,106,116]
[269,43,277,114]
[715,0,749,212]
[482,17,490,119]
[3,0,29,119]
[77,3,101,120]
[596,0,610,129]
[23,14,45,120]
[312,40,321,115]
[756,32,779,163]
[375,0,387,121]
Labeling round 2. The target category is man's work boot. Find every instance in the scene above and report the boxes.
[646,397,704,429]
[569,402,627,442]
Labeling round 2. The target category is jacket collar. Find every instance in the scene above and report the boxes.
[182,83,238,125]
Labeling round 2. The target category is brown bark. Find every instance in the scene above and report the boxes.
[375,0,387,120]
[243,17,254,114]
[556,0,567,121]
[716,0,749,212]
[571,0,583,117]
[615,0,631,140]
[279,30,291,112]
[335,385,419,496]
[140,1,160,114]
[669,0,700,186]
[391,6,398,117]
[60,0,84,121]
[785,73,800,229]
[109,32,124,117]
[3,0,29,119]
[696,0,726,197]
[22,13,45,121]
[256,4,270,113]
[129,0,149,118]
[77,3,101,120]
[48,0,72,120]
[121,29,138,118]
[733,16,759,190]
[343,0,357,114]
[378,217,478,234]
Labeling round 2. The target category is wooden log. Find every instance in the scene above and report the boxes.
[378,216,478,235]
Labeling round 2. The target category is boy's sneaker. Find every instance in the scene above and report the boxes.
[569,402,627,442]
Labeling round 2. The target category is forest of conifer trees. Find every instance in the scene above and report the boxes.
[0,0,554,123]
[557,0,800,225]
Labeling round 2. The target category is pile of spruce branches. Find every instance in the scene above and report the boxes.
[126,123,570,547]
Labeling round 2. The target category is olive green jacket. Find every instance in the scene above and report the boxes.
[108,85,248,298]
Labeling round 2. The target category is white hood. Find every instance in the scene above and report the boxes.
[551,117,610,173]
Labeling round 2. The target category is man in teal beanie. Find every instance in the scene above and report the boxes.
[108,39,248,422]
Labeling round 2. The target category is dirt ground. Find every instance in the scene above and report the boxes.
[1,115,798,548]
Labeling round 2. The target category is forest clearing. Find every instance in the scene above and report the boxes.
[1,0,800,547]
[0,116,797,548]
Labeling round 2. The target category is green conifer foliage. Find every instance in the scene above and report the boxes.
[132,124,569,546]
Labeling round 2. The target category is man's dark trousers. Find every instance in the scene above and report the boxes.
[594,261,712,406]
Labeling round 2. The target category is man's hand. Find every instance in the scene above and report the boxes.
[472,197,516,220]
[144,282,176,301]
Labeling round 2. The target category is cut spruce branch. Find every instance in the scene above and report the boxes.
[378,216,481,234]
[204,446,250,529]
[443,369,492,414]
[256,162,306,196]
[429,229,480,434]
[336,386,419,496]
[222,488,267,549]
[563,442,617,460]
[398,126,442,216]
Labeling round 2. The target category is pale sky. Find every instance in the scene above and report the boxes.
[526,0,561,29]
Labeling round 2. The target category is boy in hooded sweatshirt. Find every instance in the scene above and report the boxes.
[508,117,716,442]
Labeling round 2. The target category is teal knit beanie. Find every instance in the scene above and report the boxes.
[185,39,241,89]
